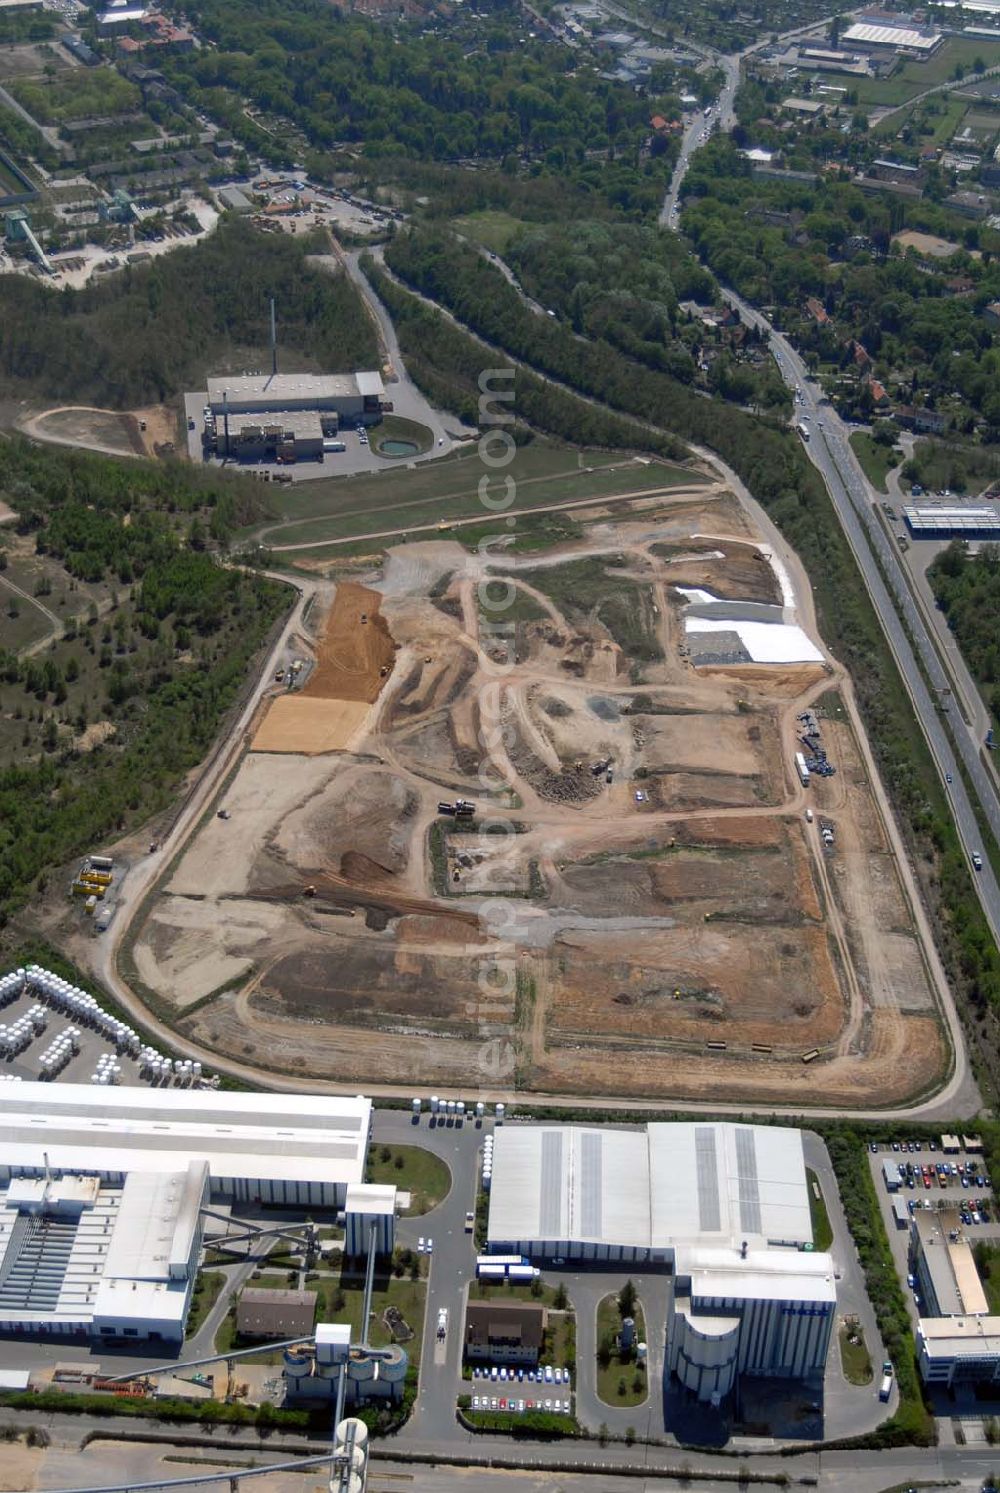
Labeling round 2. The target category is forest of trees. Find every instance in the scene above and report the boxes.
[0,440,287,926]
[166,0,661,161]
[929,541,1000,724]
[0,220,377,409]
[681,134,1000,428]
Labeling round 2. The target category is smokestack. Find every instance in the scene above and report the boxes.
[270,297,277,379]
[223,390,229,463]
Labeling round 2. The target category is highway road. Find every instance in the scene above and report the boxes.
[661,40,1000,951]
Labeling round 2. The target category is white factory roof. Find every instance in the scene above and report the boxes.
[904,505,1000,532]
[842,20,941,47]
[488,1122,814,1254]
[0,1083,371,1189]
[345,1182,397,1217]
[206,372,384,405]
[0,1163,206,1328]
[686,1246,837,1304]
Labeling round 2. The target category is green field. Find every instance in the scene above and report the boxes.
[849,431,901,494]
[873,94,967,142]
[10,67,140,124]
[854,38,1000,109]
[365,1144,451,1216]
[452,211,530,254]
[839,1319,873,1385]
[260,446,700,552]
[595,1294,647,1408]
[0,577,55,654]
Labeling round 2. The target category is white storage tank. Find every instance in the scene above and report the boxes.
[283,1347,313,1379]
[411,1097,421,1115]
[377,1344,408,1384]
[346,1351,375,1383]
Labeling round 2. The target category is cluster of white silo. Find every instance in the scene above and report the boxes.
[23,966,141,1056]
[89,1052,122,1086]
[0,970,26,1010]
[482,1134,494,1191]
[331,1418,369,1493]
[0,1074,23,1083]
[38,1027,81,1080]
[137,1051,202,1087]
[0,1003,47,1059]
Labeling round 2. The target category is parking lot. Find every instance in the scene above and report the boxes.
[868,1140,998,1326]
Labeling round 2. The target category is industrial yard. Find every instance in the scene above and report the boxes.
[124,472,948,1108]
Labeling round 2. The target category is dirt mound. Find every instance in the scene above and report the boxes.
[305,581,396,704]
[341,850,396,883]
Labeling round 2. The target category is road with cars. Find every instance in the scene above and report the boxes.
[659,36,1000,946]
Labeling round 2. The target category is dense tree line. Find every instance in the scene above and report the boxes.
[929,541,1000,723]
[367,262,686,458]
[0,220,377,409]
[161,0,676,198]
[681,135,1000,429]
[0,440,288,927]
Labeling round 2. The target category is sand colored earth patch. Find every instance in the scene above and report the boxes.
[252,695,371,754]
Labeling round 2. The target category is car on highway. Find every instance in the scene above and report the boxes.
[973,852,983,870]
[946,773,952,784]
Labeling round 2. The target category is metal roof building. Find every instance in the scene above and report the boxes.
[0,1162,207,1341]
[842,20,943,51]
[0,1082,372,1208]
[488,1121,836,1404]
[487,1121,813,1262]
[903,504,1000,537]
[206,371,385,424]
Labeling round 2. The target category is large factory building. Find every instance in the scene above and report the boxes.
[487,1121,835,1403]
[0,1084,372,1342]
[205,371,385,463]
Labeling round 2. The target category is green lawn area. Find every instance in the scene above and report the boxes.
[0,577,54,653]
[854,38,1000,108]
[185,1270,227,1340]
[839,1318,873,1385]
[452,210,529,255]
[469,1279,567,1309]
[315,1270,427,1357]
[262,448,696,552]
[807,1167,834,1252]
[10,66,140,124]
[595,1293,647,1408]
[873,94,967,142]
[849,432,901,494]
[371,414,434,458]
[365,1143,451,1216]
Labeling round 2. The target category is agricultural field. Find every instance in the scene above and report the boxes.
[126,467,947,1108]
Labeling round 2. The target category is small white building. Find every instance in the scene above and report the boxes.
[344,1183,396,1257]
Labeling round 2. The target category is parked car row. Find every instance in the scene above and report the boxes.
[471,1363,570,1384]
[471,1395,572,1415]
[892,1159,990,1191]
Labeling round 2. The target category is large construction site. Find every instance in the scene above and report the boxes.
[125,471,949,1108]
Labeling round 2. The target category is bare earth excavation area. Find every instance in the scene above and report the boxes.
[129,471,948,1107]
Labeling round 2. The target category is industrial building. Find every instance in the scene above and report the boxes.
[344,1183,396,1258]
[283,1324,409,1405]
[0,1082,372,1342]
[903,504,1000,538]
[202,370,386,465]
[207,372,385,424]
[841,17,943,55]
[911,1205,1000,1386]
[0,1162,206,1342]
[0,1082,372,1208]
[487,1122,836,1403]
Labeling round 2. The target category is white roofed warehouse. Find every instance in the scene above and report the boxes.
[0,1081,372,1342]
[487,1121,836,1403]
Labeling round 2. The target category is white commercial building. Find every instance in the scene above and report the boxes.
[0,1083,373,1342]
[0,1163,206,1342]
[206,372,385,426]
[841,19,943,53]
[0,1082,371,1209]
[918,1316,1000,1386]
[344,1183,396,1257]
[487,1122,835,1402]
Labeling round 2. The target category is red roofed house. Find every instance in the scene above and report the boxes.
[650,115,668,131]
[805,296,829,325]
